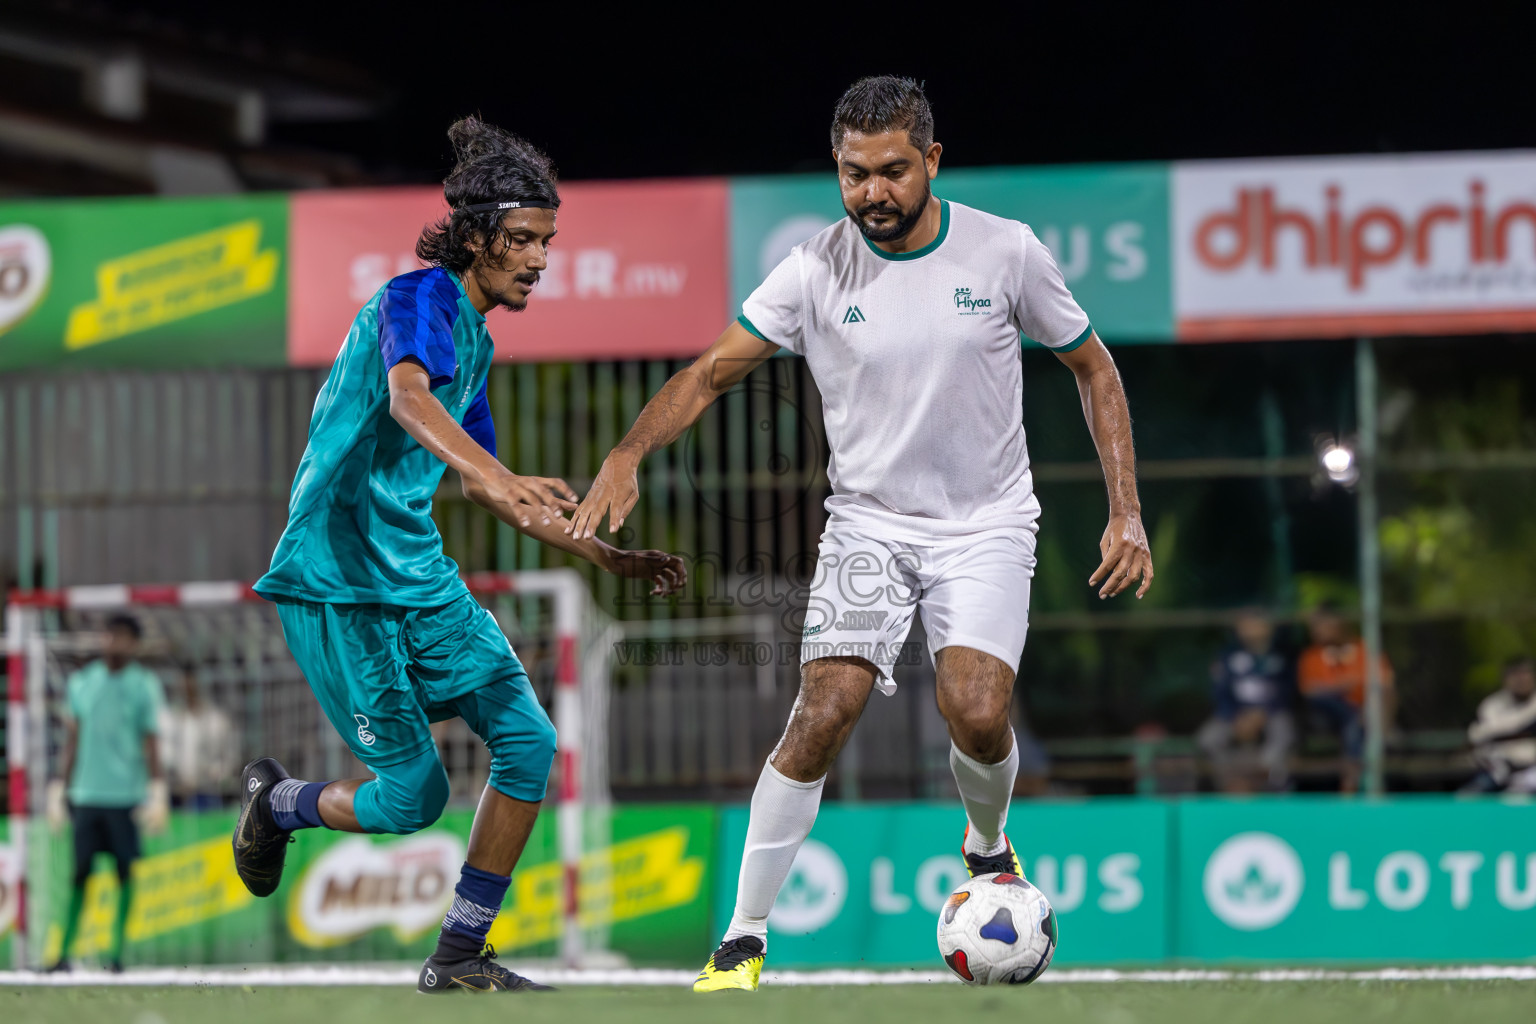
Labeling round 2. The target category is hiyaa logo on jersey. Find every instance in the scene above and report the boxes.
[954,287,993,315]
[354,714,376,746]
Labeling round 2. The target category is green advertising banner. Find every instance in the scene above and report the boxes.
[3,803,715,967]
[0,195,288,370]
[729,164,1173,343]
[715,801,1171,967]
[1175,796,1536,962]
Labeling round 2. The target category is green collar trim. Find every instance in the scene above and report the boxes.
[861,199,949,262]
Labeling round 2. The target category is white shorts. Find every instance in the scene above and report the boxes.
[798,521,1037,695]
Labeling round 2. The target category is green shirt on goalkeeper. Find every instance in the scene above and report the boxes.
[255,267,499,607]
[65,660,164,808]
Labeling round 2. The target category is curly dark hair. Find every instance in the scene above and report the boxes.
[415,116,561,274]
[830,76,934,153]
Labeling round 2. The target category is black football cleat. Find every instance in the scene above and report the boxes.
[961,826,1025,878]
[233,757,294,897]
[418,945,554,993]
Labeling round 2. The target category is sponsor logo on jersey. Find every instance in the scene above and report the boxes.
[354,714,376,747]
[954,287,993,315]
[842,305,866,324]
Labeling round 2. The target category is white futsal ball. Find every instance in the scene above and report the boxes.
[936,872,1058,985]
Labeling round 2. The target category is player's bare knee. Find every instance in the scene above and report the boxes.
[944,702,1013,763]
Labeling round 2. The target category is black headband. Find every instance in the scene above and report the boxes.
[458,200,558,213]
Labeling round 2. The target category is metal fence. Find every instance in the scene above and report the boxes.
[4,336,1536,797]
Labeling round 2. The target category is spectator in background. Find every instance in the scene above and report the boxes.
[1463,656,1536,794]
[1297,603,1394,794]
[159,664,237,810]
[44,614,167,973]
[1197,610,1296,792]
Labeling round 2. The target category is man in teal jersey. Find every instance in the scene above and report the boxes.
[235,118,685,994]
[45,614,167,973]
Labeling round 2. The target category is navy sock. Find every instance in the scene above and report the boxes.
[267,779,330,831]
[434,863,511,960]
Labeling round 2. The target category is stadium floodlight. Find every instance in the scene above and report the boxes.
[1320,442,1356,483]
[1320,439,1357,491]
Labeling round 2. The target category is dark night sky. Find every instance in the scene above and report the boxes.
[84,1,1536,182]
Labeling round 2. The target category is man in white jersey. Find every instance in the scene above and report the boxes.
[570,76,1153,991]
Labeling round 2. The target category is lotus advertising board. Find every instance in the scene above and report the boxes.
[1175,797,1536,962]
[714,801,1172,967]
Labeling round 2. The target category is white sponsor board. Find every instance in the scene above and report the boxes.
[1173,151,1536,338]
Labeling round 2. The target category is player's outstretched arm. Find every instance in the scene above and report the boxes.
[1054,334,1154,600]
[388,359,578,529]
[567,321,780,539]
[388,360,687,596]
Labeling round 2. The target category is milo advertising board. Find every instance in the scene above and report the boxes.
[5,804,715,967]
[0,195,287,370]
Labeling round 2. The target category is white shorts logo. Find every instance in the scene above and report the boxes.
[769,839,847,934]
[354,714,376,747]
[1203,831,1304,930]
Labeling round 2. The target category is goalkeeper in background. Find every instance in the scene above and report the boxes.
[45,613,168,973]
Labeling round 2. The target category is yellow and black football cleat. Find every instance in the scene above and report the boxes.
[961,826,1024,878]
[693,935,765,992]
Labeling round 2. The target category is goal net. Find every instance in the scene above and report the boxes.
[2,571,621,970]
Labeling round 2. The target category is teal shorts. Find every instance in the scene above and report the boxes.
[274,595,557,809]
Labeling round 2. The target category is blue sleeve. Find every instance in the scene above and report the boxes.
[461,381,496,457]
[378,270,459,388]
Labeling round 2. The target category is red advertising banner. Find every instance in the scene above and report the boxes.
[288,181,729,365]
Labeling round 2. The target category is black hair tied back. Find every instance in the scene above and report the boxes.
[416,116,560,274]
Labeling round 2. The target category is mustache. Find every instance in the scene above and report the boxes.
[857,203,902,218]
[514,271,539,284]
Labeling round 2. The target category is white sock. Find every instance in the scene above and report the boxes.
[723,761,826,947]
[952,732,1019,857]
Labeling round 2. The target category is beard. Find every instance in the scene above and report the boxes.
[482,270,539,312]
[845,179,932,243]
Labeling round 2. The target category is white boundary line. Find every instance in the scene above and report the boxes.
[3,965,1536,987]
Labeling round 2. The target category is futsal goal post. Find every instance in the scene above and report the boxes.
[3,571,620,970]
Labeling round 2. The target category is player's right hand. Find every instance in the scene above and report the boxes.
[567,448,641,540]
[470,472,579,529]
[46,779,67,834]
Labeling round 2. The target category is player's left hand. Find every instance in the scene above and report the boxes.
[607,549,687,597]
[1090,512,1153,599]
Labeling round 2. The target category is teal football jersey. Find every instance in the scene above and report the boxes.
[256,267,499,607]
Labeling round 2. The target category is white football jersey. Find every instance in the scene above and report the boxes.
[740,199,1092,536]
